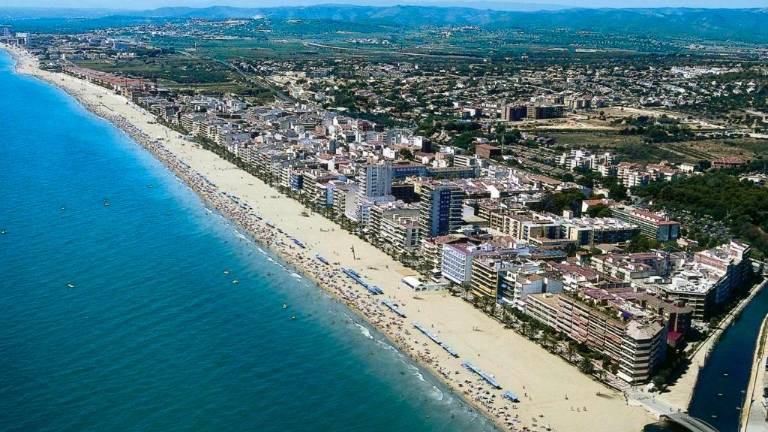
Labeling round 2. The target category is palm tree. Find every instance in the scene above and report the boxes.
[488,299,498,318]
[566,341,575,362]
[470,293,481,308]
[501,305,515,327]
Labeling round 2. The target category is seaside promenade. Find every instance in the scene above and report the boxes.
[2,44,659,432]
[660,279,768,412]
[742,314,768,432]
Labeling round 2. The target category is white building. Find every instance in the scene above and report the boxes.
[359,162,393,198]
[441,243,482,284]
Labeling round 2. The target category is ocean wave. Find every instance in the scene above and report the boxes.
[355,323,373,339]
[414,371,426,382]
[431,386,444,401]
[376,339,398,353]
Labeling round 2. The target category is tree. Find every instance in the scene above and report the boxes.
[578,357,595,375]
[531,189,584,215]
[398,148,415,161]
[626,235,661,253]
[566,341,575,361]
[574,166,602,188]
[633,171,768,256]
[587,203,612,218]
[652,375,667,391]
[602,176,628,201]
[603,359,613,374]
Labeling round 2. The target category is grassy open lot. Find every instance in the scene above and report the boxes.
[544,130,768,164]
[77,55,235,85]
[546,131,645,148]
[663,138,768,162]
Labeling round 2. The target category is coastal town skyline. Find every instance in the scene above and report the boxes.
[2,4,768,432]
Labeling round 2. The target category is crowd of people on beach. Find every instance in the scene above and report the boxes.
[54,76,560,432]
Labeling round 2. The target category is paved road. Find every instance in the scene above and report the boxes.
[626,387,683,417]
[746,398,768,432]
[744,321,768,432]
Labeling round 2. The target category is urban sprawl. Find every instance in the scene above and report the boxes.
[5,24,767,396]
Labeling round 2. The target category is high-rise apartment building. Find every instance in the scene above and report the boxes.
[359,162,393,198]
[418,183,465,238]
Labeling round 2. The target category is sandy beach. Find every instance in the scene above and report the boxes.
[3,44,658,432]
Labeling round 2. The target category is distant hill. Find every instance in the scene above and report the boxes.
[3,4,768,44]
[0,7,120,19]
[132,4,768,43]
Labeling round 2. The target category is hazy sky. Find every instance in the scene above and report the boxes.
[4,0,768,9]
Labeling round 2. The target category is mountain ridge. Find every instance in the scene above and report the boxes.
[3,4,768,43]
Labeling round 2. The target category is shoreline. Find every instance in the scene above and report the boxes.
[2,44,511,432]
[1,45,658,432]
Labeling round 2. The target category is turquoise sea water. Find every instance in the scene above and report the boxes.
[0,50,496,432]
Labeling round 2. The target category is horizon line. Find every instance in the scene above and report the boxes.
[2,3,768,12]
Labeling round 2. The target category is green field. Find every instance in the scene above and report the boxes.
[546,131,768,164]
